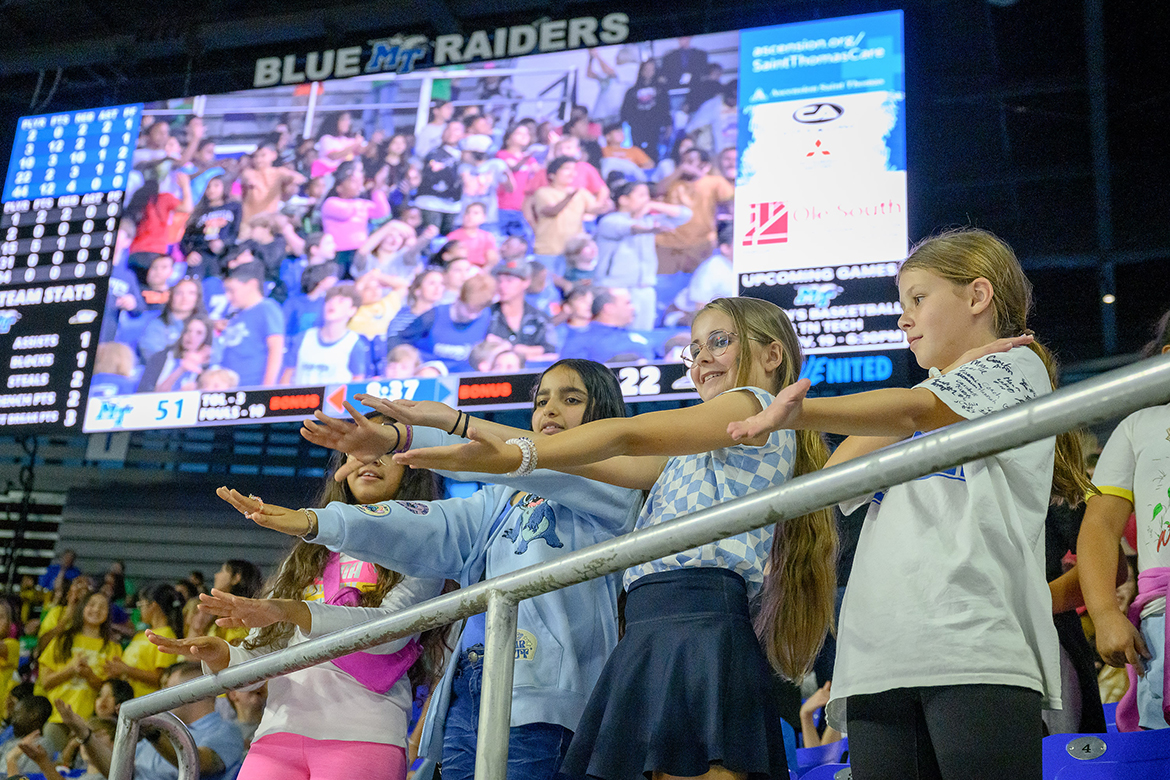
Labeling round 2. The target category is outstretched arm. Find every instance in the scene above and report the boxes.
[396,389,769,485]
[1078,493,1149,668]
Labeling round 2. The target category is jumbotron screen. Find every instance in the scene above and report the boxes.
[0,10,906,431]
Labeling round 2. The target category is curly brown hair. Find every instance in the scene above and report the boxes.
[244,413,450,689]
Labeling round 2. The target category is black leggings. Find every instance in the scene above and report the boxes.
[847,685,1043,780]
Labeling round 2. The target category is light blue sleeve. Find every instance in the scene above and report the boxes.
[304,575,445,654]
[312,488,504,580]
[412,426,642,532]
[658,205,693,229]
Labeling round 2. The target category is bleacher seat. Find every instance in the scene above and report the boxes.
[796,738,848,776]
[799,763,851,780]
[1102,701,1118,733]
[1043,729,1170,780]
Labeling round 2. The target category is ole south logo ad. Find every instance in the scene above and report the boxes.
[743,202,789,247]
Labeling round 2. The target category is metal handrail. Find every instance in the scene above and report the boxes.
[108,353,1170,780]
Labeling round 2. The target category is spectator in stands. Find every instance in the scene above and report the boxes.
[352,220,439,281]
[39,551,80,592]
[468,340,507,373]
[685,81,738,156]
[384,344,423,378]
[601,122,654,170]
[458,135,513,234]
[495,124,541,241]
[321,160,392,275]
[526,260,559,314]
[436,244,476,306]
[283,261,340,338]
[94,677,134,720]
[140,254,175,312]
[588,47,640,125]
[0,605,17,716]
[219,261,285,387]
[281,232,337,318]
[125,175,193,276]
[311,111,367,180]
[718,146,737,183]
[554,285,594,348]
[138,314,213,392]
[595,180,692,330]
[133,662,245,780]
[415,120,466,234]
[227,685,267,750]
[565,114,604,170]
[621,60,671,163]
[526,137,610,208]
[38,576,92,649]
[653,135,695,184]
[488,261,556,360]
[446,202,499,270]
[350,270,409,340]
[245,212,306,297]
[189,561,263,648]
[104,223,146,341]
[183,138,226,202]
[387,269,445,339]
[283,283,370,385]
[489,349,525,373]
[241,141,306,223]
[197,368,240,392]
[138,276,206,363]
[683,62,725,115]
[656,148,735,274]
[530,157,602,279]
[563,233,598,288]
[659,36,710,90]
[1,695,51,777]
[392,275,497,369]
[103,584,185,699]
[415,99,455,160]
[560,287,654,363]
[664,223,737,326]
[181,176,241,279]
[38,592,121,746]
[375,132,412,191]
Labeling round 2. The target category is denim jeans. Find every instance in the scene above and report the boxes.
[441,645,573,780]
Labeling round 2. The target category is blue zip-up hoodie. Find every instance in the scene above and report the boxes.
[311,427,641,765]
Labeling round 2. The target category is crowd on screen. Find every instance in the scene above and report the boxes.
[88,37,740,397]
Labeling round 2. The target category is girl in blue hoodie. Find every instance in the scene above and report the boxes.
[218,359,640,780]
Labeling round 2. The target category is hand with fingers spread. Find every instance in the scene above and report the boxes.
[394,425,520,474]
[942,334,1035,373]
[197,589,308,633]
[727,378,811,442]
[354,395,461,433]
[216,487,316,537]
[300,401,401,479]
[146,629,231,673]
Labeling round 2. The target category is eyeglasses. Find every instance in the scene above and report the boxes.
[682,330,748,368]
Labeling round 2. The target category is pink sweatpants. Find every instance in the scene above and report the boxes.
[238,732,407,780]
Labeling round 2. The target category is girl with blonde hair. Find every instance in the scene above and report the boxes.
[732,228,1095,779]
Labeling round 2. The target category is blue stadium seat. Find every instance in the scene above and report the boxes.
[799,763,851,780]
[1103,701,1118,733]
[780,717,799,775]
[796,738,848,776]
[1043,729,1170,780]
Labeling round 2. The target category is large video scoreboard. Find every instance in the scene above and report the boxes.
[0,11,907,433]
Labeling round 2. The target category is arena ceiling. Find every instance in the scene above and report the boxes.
[0,0,1164,363]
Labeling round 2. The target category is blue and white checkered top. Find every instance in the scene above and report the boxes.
[623,386,796,598]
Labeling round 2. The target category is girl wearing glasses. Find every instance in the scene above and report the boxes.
[392,297,838,780]
[730,229,1094,780]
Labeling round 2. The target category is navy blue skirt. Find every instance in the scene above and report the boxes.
[560,567,791,780]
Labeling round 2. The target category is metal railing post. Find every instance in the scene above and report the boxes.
[109,711,199,780]
[475,591,520,780]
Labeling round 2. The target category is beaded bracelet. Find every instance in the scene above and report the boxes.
[398,424,414,453]
[504,437,538,477]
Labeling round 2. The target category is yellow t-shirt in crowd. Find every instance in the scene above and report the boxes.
[39,634,122,722]
[212,624,249,646]
[38,605,64,637]
[1,637,19,717]
[121,628,176,698]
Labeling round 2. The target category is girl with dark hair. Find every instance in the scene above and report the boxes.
[321,160,391,275]
[150,414,446,780]
[38,592,121,728]
[312,111,367,180]
[137,314,214,393]
[102,584,184,697]
[125,172,194,275]
[620,60,671,163]
[137,276,207,363]
[181,175,242,278]
[219,359,641,780]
